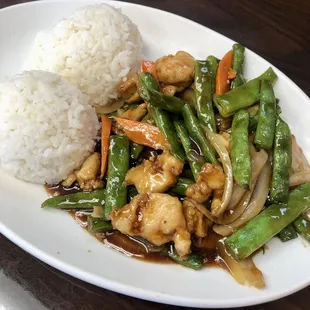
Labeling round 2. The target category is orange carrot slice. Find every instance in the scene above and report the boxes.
[100,114,112,178]
[216,50,233,95]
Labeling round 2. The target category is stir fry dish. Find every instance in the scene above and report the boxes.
[42,44,310,288]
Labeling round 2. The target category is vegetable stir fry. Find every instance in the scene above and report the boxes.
[42,45,310,289]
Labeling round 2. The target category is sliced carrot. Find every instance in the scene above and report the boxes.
[141,60,158,80]
[216,50,233,95]
[113,117,170,150]
[100,114,112,179]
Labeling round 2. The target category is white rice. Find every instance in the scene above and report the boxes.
[26,4,143,107]
[0,70,100,184]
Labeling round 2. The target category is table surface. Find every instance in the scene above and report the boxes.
[1,0,310,309]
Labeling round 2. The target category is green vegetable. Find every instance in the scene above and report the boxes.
[248,114,258,132]
[128,186,138,201]
[194,60,216,132]
[181,88,196,111]
[87,216,113,233]
[231,110,251,189]
[138,72,184,114]
[41,189,106,209]
[182,104,218,164]
[166,245,204,270]
[231,43,246,89]
[174,120,203,179]
[206,55,219,95]
[293,214,310,242]
[278,224,298,242]
[270,117,292,204]
[214,67,277,117]
[254,80,277,149]
[225,183,310,261]
[130,142,144,161]
[104,135,130,219]
[170,177,195,196]
[152,107,186,162]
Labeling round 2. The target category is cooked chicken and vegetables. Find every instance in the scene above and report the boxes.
[1,4,309,290]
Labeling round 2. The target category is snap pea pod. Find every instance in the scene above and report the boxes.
[87,216,113,233]
[138,72,184,114]
[225,182,310,261]
[231,43,246,89]
[270,117,292,204]
[41,189,106,209]
[248,114,258,132]
[206,55,219,95]
[174,120,204,179]
[169,177,195,196]
[194,60,216,132]
[231,110,251,189]
[152,107,186,162]
[166,245,204,270]
[214,67,277,117]
[254,80,277,149]
[104,135,130,219]
[277,224,298,242]
[182,104,218,164]
[293,214,310,242]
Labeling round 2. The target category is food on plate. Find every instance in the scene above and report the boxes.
[26,4,142,107]
[0,70,99,184]
[1,4,309,289]
[40,42,310,289]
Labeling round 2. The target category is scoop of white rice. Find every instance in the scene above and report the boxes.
[0,70,100,184]
[26,4,143,107]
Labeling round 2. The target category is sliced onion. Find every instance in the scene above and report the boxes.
[185,198,217,223]
[217,240,265,289]
[289,172,310,187]
[300,148,310,172]
[213,161,272,236]
[204,128,233,217]
[228,149,268,210]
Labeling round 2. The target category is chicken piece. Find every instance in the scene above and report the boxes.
[62,172,77,187]
[111,193,191,257]
[161,84,188,96]
[76,153,103,191]
[211,188,224,215]
[183,199,209,238]
[125,151,184,193]
[186,163,225,203]
[117,74,138,100]
[155,51,195,85]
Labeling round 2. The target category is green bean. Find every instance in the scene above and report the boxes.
[225,183,310,260]
[254,80,277,149]
[278,224,298,242]
[206,55,219,95]
[138,72,184,114]
[41,189,106,209]
[152,107,186,162]
[231,110,251,189]
[293,214,310,242]
[194,60,216,132]
[87,216,113,233]
[270,117,292,204]
[104,135,130,219]
[231,43,246,89]
[166,244,204,270]
[248,114,258,132]
[170,177,195,196]
[130,142,144,161]
[214,67,277,117]
[128,186,138,201]
[174,120,203,179]
[182,104,218,164]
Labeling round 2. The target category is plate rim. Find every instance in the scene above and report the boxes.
[0,0,309,308]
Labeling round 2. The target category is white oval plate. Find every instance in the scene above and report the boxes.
[0,0,310,308]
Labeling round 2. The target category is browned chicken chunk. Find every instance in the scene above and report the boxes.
[183,199,209,238]
[117,74,139,100]
[155,51,195,85]
[125,151,183,193]
[111,193,191,257]
[186,163,225,203]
